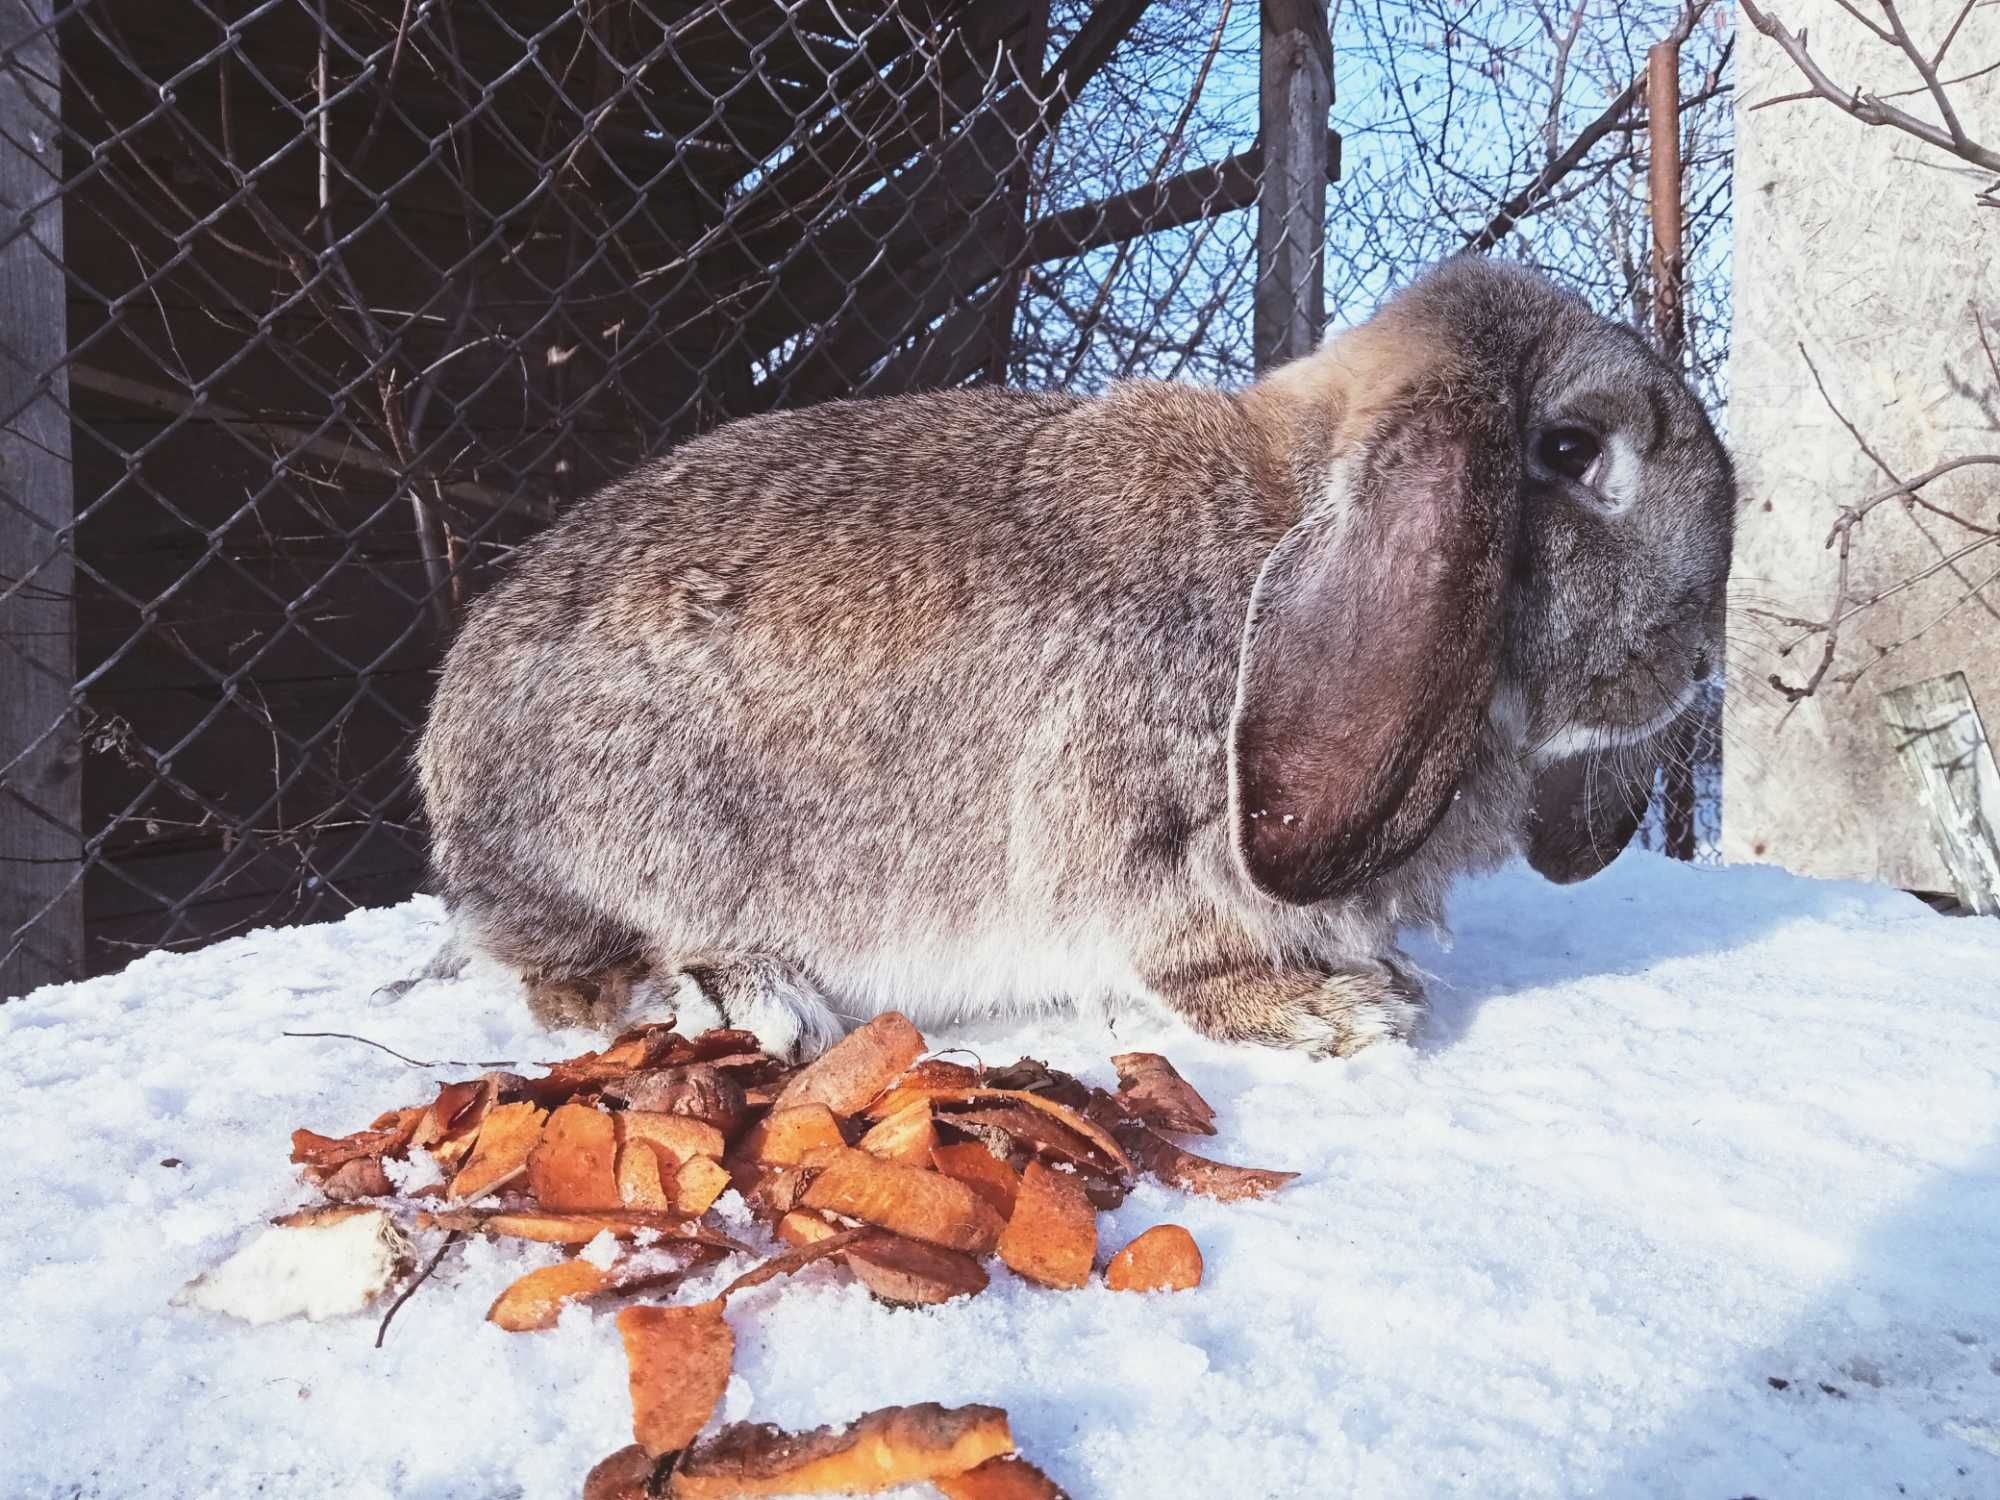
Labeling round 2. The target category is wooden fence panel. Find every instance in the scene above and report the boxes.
[1,0,80,995]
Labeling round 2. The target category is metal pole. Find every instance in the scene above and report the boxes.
[1647,40,1685,363]
[1648,37,1699,862]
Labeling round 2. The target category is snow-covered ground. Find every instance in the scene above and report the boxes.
[5,854,1998,1499]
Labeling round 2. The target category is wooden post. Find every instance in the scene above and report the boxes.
[1647,37,1699,862]
[1646,41,1685,363]
[1254,0,1330,372]
[1,0,81,995]
[1880,674,2000,917]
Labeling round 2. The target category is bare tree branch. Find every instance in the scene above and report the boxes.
[1738,0,2000,205]
[1464,0,1717,251]
[1759,344,2000,706]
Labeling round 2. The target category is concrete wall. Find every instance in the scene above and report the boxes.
[1725,0,1999,891]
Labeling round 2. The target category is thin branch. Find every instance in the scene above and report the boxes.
[282,1030,518,1069]
[1545,1,1591,163]
[1768,516,1854,706]
[1833,455,2000,536]
[1930,0,1980,71]
[1059,0,1232,385]
[1836,559,2000,690]
[1874,0,1970,148]
[1763,343,2000,704]
[1465,0,1716,252]
[1797,346,2000,532]
[1738,0,2000,191]
[376,1231,463,1348]
[1826,532,1999,630]
[1752,54,2000,113]
[1828,0,1897,46]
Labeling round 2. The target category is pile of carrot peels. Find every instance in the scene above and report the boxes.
[267,1012,1297,1497]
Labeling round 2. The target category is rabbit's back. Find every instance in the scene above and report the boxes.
[419,385,1285,1010]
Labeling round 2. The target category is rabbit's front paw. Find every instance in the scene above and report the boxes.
[1156,959,1424,1059]
[673,954,847,1063]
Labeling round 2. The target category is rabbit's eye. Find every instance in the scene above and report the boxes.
[1537,426,1601,482]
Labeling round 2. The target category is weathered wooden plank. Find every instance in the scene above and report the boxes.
[84,820,424,972]
[70,365,527,517]
[64,307,699,484]
[1254,0,1331,371]
[76,557,449,695]
[1,0,81,995]
[1879,673,2000,916]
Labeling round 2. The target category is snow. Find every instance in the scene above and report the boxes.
[4,854,1999,1499]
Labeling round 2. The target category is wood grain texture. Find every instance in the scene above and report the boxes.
[1254,0,1332,371]
[1,0,80,995]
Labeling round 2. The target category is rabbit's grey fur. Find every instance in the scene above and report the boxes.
[418,257,1732,1057]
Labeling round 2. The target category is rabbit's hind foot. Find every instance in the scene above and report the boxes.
[1156,957,1425,1059]
[667,954,847,1064]
[524,959,648,1033]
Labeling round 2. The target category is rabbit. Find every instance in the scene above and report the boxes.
[415,255,1734,1060]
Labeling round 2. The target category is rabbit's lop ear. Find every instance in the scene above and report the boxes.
[1230,393,1519,905]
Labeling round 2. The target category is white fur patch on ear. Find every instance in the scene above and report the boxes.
[1595,431,1644,512]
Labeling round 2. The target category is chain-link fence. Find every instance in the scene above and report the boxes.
[3,0,1341,992]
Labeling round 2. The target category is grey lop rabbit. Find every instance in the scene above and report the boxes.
[417,257,1733,1059]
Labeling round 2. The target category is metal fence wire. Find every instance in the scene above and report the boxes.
[3,0,1344,992]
